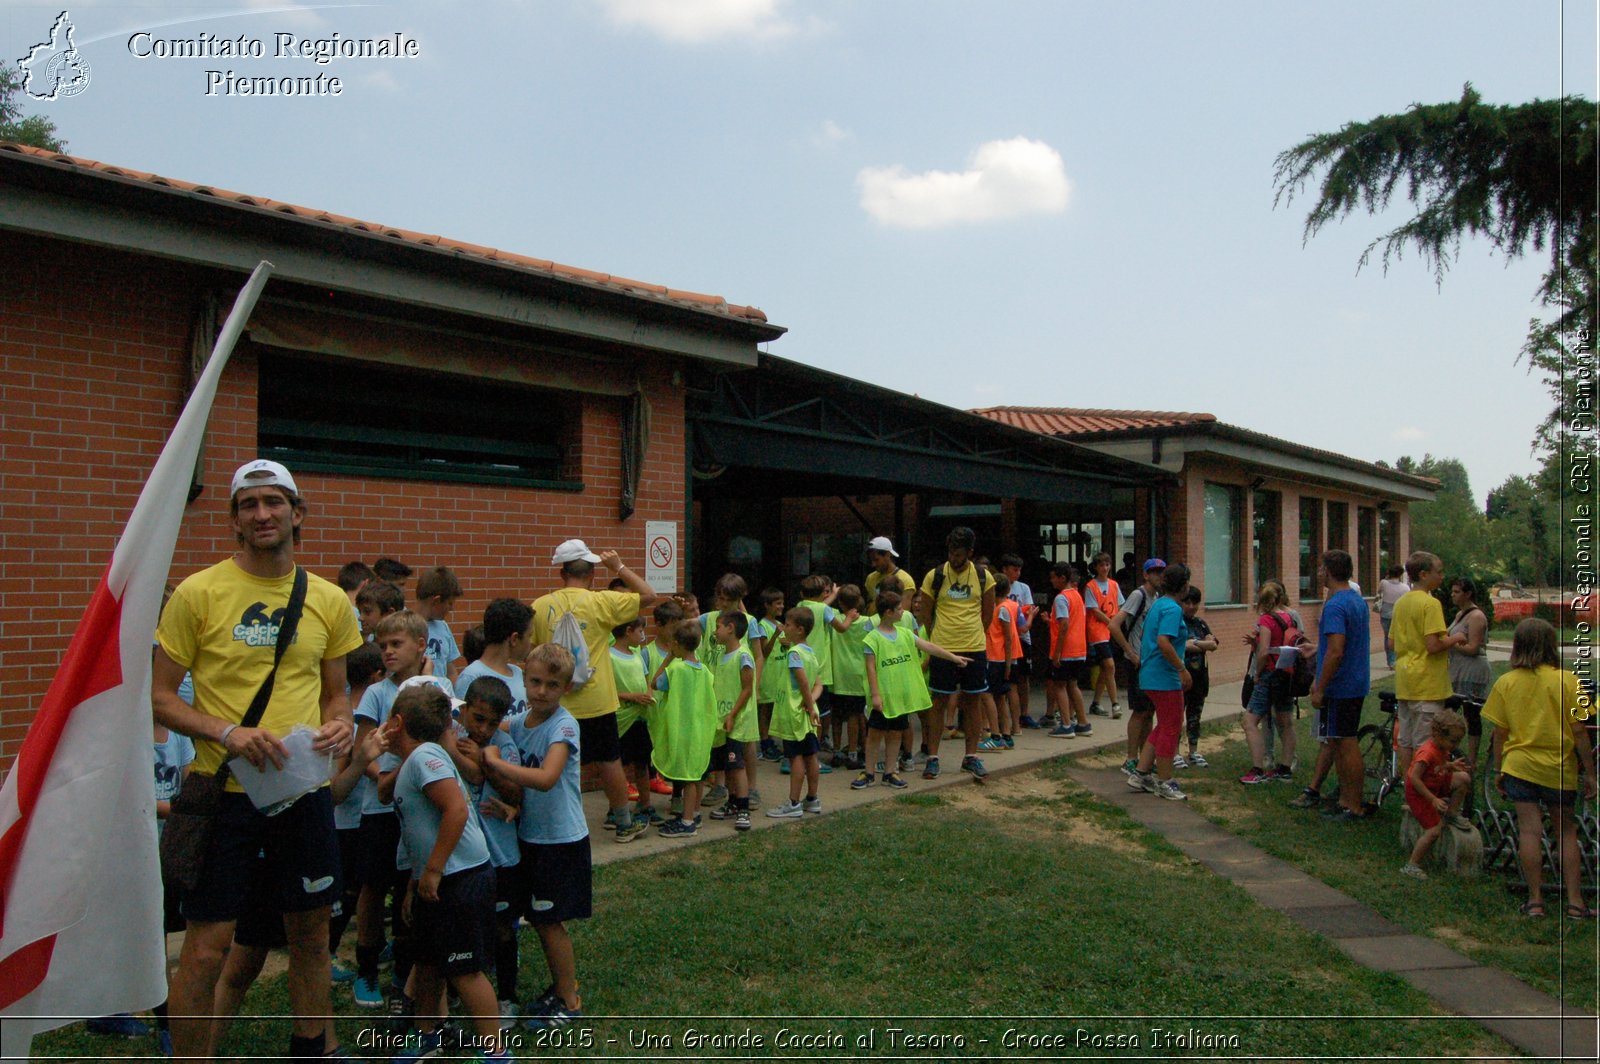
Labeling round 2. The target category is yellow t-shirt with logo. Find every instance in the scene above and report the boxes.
[919,562,995,653]
[157,560,363,788]
[530,587,642,720]
[1391,589,1450,701]
[864,568,916,611]
[1481,664,1593,791]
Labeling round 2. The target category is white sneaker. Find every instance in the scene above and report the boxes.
[499,1000,520,1029]
[802,796,823,815]
[1171,754,1189,769]
[765,801,804,819]
[1110,703,1123,719]
[1126,771,1148,791]
[1399,862,1428,879]
[1155,779,1188,801]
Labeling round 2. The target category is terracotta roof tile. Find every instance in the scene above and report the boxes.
[0,142,770,324]
[972,406,1217,436]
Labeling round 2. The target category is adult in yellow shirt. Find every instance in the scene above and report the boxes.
[917,527,997,781]
[530,539,658,843]
[863,535,915,612]
[1390,551,1466,770]
[152,460,363,1063]
[1481,618,1596,918]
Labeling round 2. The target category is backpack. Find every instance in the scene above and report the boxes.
[926,561,989,626]
[1263,611,1314,697]
[551,609,595,690]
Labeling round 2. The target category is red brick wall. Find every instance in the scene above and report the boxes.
[0,234,688,768]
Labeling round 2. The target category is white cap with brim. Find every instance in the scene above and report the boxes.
[867,536,898,558]
[230,459,298,499]
[551,539,602,565]
[397,674,465,711]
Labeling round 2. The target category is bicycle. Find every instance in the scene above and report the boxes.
[1357,690,1401,806]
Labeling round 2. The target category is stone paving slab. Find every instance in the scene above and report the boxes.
[1334,933,1480,972]
[1282,904,1409,938]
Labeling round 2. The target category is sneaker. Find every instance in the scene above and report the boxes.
[626,783,640,802]
[851,771,875,790]
[378,940,394,969]
[352,975,384,1009]
[657,818,698,837]
[1239,768,1269,785]
[883,772,908,789]
[1088,702,1107,717]
[614,817,648,844]
[876,760,887,774]
[734,809,752,831]
[898,753,915,774]
[1171,754,1189,769]
[1110,703,1123,719]
[1019,714,1040,729]
[961,756,988,780]
[1155,779,1188,801]
[779,758,791,775]
[701,784,729,807]
[1446,812,1473,831]
[829,751,848,769]
[1270,766,1294,783]
[922,756,940,780]
[758,740,781,762]
[331,960,358,984]
[525,995,582,1029]
[1399,862,1428,880]
[498,1000,520,1031]
[158,1028,173,1057]
[819,735,834,752]
[709,803,736,820]
[86,1014,150,1038]
[648,777,673,794]
[634,805,665,826]
[943,727,962,740]
[747,788,761,809]
[846,754,868,771]
[391,1028,445,1064]
[385,990,414,1036]
[1120,758,1139,777]
[1073,723,1091,737]
[801,796,821,815]
[818,761,834,774]
[1001,734,1015,749]
[1126,770,1150,791]
[1188,751,1209,768]
[522,985,559,1018]
[766,800,804,819]
[978,737,1003,751]
[1049,723,1077,738]
[1289,787,1323,809]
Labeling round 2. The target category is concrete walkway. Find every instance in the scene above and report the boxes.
[575,652,1598,1059]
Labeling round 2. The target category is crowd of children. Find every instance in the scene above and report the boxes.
[145,540,1595,1059]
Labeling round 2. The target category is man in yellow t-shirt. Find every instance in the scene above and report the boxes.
[1390,550,1466,771]
[152,459,363,1062]
[530,538,659,843]
[917,527,997,782]
[863,536,915,612]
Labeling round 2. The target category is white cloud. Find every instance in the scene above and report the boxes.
[595,0,806,43]
[1393,426,1427,441]
[857,137,1071,229]
[812,119,851,148]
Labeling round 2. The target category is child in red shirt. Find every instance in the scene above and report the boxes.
[1401,708,1471,879]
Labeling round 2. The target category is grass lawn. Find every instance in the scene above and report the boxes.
[1131,671,1599,1011]
[35,770,1517,1061]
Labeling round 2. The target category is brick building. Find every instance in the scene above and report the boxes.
[974,408,1438,682]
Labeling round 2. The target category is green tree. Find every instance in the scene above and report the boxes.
[1396,454,1492,579]
[1274,83,1595,424]
[0,63,67,151]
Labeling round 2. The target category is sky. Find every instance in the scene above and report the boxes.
[5,0,1595,501]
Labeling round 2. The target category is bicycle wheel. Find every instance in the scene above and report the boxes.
[1357,723,1389,787]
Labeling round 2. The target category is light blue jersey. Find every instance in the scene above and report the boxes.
[354,678,404,815]
[392,741,490,877]
[455,660,526,717]
[507,706,586,845]
[454,721,521,868]
[426,619,460,679]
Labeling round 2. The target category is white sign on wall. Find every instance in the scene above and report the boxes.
[645,520,677,594]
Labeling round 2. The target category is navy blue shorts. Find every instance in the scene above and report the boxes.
[1048,660,1085,684]
[830,693,866,718]
[181,787,340,925]
[929,655,988,695]
[782,735,821,759]
[1502,773,1576,808]
[1088,641,1115,663]
[357,810,408,893]
[519,838,592,925]
[412,863,496,977]
[986,661,1012,697]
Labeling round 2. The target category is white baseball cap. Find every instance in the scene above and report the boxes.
[230,459,299,499]
[397,673,465,711]
[867,536,898,558]
[551,539,602,565]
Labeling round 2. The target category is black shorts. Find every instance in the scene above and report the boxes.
[337,825,365,896]
[181,787,341,924]
[1315,696,1363,741]
[412,863,496,978]
[1048,660,1085,684]
[1124,670,1154,714]
[519,839,592,925]
[618,717,652,769]
[714,739,746,772]
[986,661,1012,696]
[830,693,866,718]
[867,710,910,732]
[1012,655,1032,678]
[231,848,288,949]
[782,735,821,759]
[578,713,621,765]
[1088,641,1115,663]
[815,689,833,718]
[357,811,408,893]
[928,655,988,695]
[493,862,524,922]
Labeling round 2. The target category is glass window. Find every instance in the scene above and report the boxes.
[1327,501,1349,551]
[1203,483,1242,605]
[1252,489,1282,592]
[1299,497,1323,599]
[1378,508,1401,579]
[1358,506,1378,591]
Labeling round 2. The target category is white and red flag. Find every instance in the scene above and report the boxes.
[0,263,275,1057]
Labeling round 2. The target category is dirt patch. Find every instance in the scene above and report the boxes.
[939,769,1175,862]
[1429,925,1490,952]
